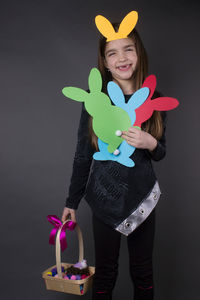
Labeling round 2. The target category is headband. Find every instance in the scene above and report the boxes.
[95,11,138,42]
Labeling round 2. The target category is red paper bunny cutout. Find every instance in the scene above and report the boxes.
[134,75,179,127]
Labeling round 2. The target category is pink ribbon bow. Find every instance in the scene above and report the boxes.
[47,215,76,252]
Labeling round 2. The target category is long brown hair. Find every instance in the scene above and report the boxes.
[89,25,163,150]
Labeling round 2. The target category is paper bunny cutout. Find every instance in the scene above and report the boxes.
[134,75,179,127]
[94,75,179,167]
[95,11,138,42]
[93,83,149,167]
[62,68,132,153]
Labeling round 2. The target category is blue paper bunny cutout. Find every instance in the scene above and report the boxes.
[93,82,149,167]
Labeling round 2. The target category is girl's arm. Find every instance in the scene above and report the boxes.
[64,104,94,211]
[146,91,167,161]
[145,111,167,161]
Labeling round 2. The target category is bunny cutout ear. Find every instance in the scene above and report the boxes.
[95,15,117,42]
[127,87,149,110]
[88,68,103,92]
[107,81,125,108]
[118,11,138,40]
[142,75,156,100]
[107,82,149,110]
[62,68,102,102]
[95,11,138,42]
[151,97,179,111]
[62,87,88,102]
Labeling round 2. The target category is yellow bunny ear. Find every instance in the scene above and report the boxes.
[118,11,138,38]
[95,11,139,42]
[95,15,116,41]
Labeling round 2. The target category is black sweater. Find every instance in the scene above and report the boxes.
[65,92,166,228]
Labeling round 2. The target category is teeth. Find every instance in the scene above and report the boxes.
[118,65,130,70]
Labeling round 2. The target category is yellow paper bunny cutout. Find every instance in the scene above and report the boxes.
[95,11,138,42]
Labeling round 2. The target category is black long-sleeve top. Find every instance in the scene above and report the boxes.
[65,91,166,228]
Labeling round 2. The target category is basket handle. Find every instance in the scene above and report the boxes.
[55,220,84,278]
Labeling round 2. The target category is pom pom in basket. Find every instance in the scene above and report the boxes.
[42,218,95,295]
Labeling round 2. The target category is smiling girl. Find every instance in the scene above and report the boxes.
[62,22,166,300]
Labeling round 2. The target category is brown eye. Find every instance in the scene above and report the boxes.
[126,48,134,52]
[108,52,115,57]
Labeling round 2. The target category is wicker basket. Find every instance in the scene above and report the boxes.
[42,220,95,295]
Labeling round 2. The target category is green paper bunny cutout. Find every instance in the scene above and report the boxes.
[62,68,132,153]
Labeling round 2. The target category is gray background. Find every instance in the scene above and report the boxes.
[1,0,199,299]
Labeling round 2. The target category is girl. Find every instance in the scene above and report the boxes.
[62,24,166,300]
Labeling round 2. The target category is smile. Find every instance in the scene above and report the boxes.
[117,64,132,71]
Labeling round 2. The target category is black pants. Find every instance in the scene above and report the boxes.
[92,210,155,300]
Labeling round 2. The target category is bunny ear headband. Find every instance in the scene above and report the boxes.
[95,11,138,42]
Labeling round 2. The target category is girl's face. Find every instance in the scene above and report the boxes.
[104,37,138,85]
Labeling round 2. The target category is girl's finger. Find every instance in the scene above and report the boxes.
[121,133,127,139]
[128,127,138,133]
[70,210,76,222]
[122,131,128,136]
[61,208,69,222]
[123,136,136,145]
[122,131,138,139]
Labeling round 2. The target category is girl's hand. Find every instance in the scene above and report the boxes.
[121,127,157,151]
[61,207,76,223]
